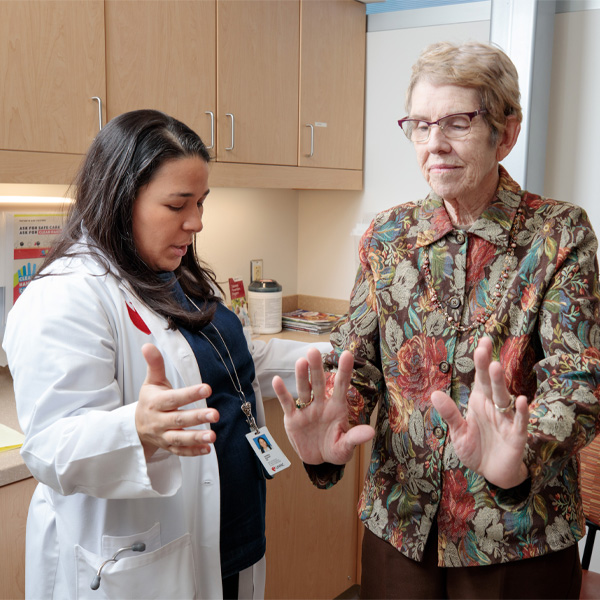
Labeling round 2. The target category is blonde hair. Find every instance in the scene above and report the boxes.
[406,41,522,143]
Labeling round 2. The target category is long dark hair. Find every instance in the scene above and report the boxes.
[40,109,221,330]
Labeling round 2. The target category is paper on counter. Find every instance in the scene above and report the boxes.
[0,423,25,453]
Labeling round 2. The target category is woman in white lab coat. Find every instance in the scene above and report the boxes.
[3,110,323,600]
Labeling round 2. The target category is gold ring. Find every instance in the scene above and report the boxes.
[295,392,314,410]
[494,395,516,414]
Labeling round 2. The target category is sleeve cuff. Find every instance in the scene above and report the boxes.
[303,461,345,489]
[487,476,532,511]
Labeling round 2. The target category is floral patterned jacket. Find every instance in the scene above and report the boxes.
[313,167,600,567]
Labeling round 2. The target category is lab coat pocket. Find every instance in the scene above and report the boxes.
[75,533,197,599]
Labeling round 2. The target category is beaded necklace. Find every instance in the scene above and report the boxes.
[421,206,524,333]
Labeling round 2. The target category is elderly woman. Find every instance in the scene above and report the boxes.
[273,41,600,599]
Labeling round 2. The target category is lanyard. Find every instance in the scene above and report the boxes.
[186,295,260,435]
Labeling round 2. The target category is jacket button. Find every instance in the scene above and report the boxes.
[456,232,466,244]
[448,297,461,309]
[431,491,439,503]
[439,361,450,373]
[433,426,444,439]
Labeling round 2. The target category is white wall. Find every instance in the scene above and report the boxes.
[195,187,299,300]
[544,8,600,236]
[0,184,300,304]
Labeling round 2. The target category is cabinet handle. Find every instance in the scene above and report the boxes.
[225,113,235,151]
[91,96,103,131]
[204,111,214,149]
[305,124,314,157]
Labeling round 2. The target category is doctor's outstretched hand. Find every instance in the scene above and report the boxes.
[431,337,530,489]
[272,347,374,465]
[135,343,219,460]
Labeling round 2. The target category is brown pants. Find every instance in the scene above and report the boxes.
[360,525,582,599]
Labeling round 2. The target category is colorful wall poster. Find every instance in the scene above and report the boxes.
[10,213,65,303]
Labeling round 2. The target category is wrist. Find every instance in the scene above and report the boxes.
[517,461,529,485]
[141,438,159,461]
[484,461,529,490]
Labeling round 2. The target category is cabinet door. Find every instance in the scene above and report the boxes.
[299,0,366,170]
[0,477,37,599]
[217,0,299,166]
[0,0,105,154]
[264,399,360,599]
[104,0,216,150]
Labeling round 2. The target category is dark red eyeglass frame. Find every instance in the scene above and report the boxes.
[397,109,488,138]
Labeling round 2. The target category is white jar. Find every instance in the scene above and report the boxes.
[248,279,282,334]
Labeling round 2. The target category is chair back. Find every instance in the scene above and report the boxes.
[580,435,600,528]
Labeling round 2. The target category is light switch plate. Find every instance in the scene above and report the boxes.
[251,259,263,282]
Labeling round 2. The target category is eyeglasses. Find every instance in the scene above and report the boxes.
[397,109,488,143]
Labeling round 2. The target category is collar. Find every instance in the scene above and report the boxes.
[410,166,523,250]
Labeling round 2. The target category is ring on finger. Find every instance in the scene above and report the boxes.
[494,395,516,414]
[296,391,314,410]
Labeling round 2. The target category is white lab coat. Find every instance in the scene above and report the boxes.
[3,251,329,600]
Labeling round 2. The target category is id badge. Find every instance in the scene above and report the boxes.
[246,426,291,475]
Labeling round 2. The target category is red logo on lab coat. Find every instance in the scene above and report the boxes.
[126,302,151,335]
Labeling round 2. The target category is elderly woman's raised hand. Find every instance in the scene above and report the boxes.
[431,337,529,489]
[135,343,219,460]
[272,347,375,465]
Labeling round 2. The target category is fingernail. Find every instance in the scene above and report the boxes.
[201,432,212,442]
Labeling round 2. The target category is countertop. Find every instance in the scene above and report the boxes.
[0,328,332,488]
[0,365,30,487]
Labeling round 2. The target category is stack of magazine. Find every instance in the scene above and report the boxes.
[282,309,345,335]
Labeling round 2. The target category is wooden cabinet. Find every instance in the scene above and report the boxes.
[0,477,36,600]
[0,0,106,183]
[0,0,105,155]
[216,1,299,166]
[104,0,216,148]
[264,399,361,599]
[299,0,366,170]
[0,0,365,189]
[216,0,366,171]
[105,0,299,166]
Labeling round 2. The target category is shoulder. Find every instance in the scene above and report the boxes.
[366,200,423,239]
[517,193,598,273]
[376,199,422,224]
[520,192,597,241]
[4,255,127,364]
[12,254,121,320]
[521,192,587,223]
[42,249,111,278]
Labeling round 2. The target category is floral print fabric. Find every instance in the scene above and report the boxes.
[315,167,600,567]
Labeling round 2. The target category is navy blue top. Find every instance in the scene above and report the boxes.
[165,275,266,578]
